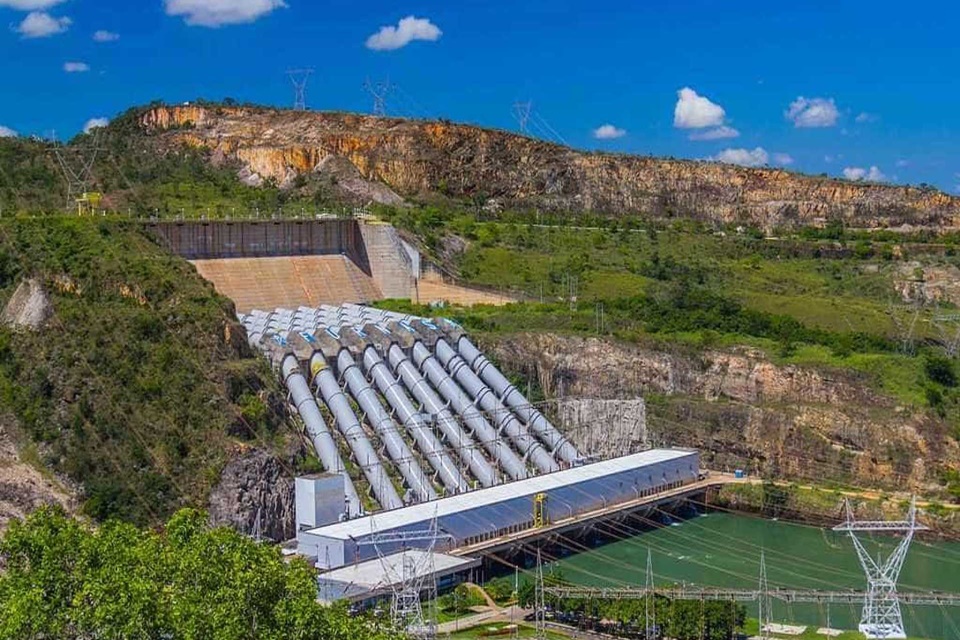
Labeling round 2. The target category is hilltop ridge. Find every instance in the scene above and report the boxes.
[139,103,960,230]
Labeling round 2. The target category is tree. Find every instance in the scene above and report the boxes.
[0,506,400,640]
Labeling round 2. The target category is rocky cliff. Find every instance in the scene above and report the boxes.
[140,105,960,230]
[484,333,960,495]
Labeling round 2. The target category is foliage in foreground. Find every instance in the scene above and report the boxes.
[0,507,398,640]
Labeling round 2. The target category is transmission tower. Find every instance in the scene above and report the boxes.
[645,548,656,639]
[833,497,927,639]
[512,101,532,133]
[758,550,771,640]
[358,513,452,638]
[287,69,313,111]
[534,547,547,640]
[51,131,102,213]
[364,79,392,116]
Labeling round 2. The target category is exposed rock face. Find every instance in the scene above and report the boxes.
[2,278,52,330]
[485,333,959,493]
[0,414,74,531]
[140,105,960,230]
[208,448,295,542]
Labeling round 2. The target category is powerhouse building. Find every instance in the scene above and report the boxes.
[299,448,699,570]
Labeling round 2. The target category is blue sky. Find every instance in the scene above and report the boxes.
[1,0,958,191]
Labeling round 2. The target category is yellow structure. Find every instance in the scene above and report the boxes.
[533,492,548,528]
[76,192,102,216]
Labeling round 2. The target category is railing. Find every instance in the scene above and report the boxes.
[544,586,960,606]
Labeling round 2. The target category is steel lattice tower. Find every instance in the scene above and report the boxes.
[833,497,927,639]
[358,513,452,638]
[287,69,313,111]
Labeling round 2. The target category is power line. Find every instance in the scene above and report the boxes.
[364,79,392,116]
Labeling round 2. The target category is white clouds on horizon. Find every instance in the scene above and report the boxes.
[93,29,119,42]
[592,124,626,140]
[674,87,726,129]
[688,125,739,141]
[83,117,109,133]
[712,147,769,167]
[772,152,794,165]
[16,11,70,38]
[855,112,878,124]
[164,0,287,27]
[64,61,90,73]
[843,166,886,182]
[0,125,17,138]
[786,96,839,128]
[711,147,793,168]
[365,16,442,51]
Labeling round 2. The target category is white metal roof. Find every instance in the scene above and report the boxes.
[306,449,695,540]
[318,550,478,595]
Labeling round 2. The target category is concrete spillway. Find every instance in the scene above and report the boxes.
[241,303,576,518]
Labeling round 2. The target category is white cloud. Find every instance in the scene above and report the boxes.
[895,159,910,168]
[592,124,626,140]
[674,87,726,129]
[785,96,839,128]
[688,125,739,141]
[843,166,886,182]
[365,16,442,51]
[63,61,90,73]
[83,117,109,133]
[164,0,287,27]
[93,29,119,42]
[0,0,65,9]
[0,125,17,138]
[855,112,878,124]
[712,147,769,167]
[772,153,794,166]
[16,11,70,38]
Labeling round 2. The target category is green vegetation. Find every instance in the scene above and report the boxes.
[0,506,399,640]
[0,104,340,218]
[0,217,286,525]
[376,204,960,431]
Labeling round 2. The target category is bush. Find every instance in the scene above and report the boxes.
[925,355,958,388]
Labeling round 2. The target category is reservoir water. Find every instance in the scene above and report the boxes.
[544,512,960,638]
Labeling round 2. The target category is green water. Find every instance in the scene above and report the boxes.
[545,513,960,639]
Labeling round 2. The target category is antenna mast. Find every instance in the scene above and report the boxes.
[833,497,927,638]
[287,69,314,111]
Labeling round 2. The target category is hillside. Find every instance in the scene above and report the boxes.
[138,104,960,230]
[0,218,291,531]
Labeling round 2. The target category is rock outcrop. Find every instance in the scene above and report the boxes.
[207,447,295,542]
[140,105,960,230]
[485,333,959,493]
[2,278,53,330]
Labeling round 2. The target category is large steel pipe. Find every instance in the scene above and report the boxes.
[456,336,581,464]
[310,353,404,511]
[337,349,438,503]
[282,355,361,517]
[388,344,498,488]
[412,341,529,481]
[434,340,559,474]
[362,347,469,494]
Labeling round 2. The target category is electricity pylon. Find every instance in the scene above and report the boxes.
[833,497,927,639]
[287,69,313,110]
[645,548,656,639]
[758,550,771,640]
[358,512,452,638]
[512,101,532,133]
[534,547,546,640]
[364,79,391,116]
[52,131,102,212]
